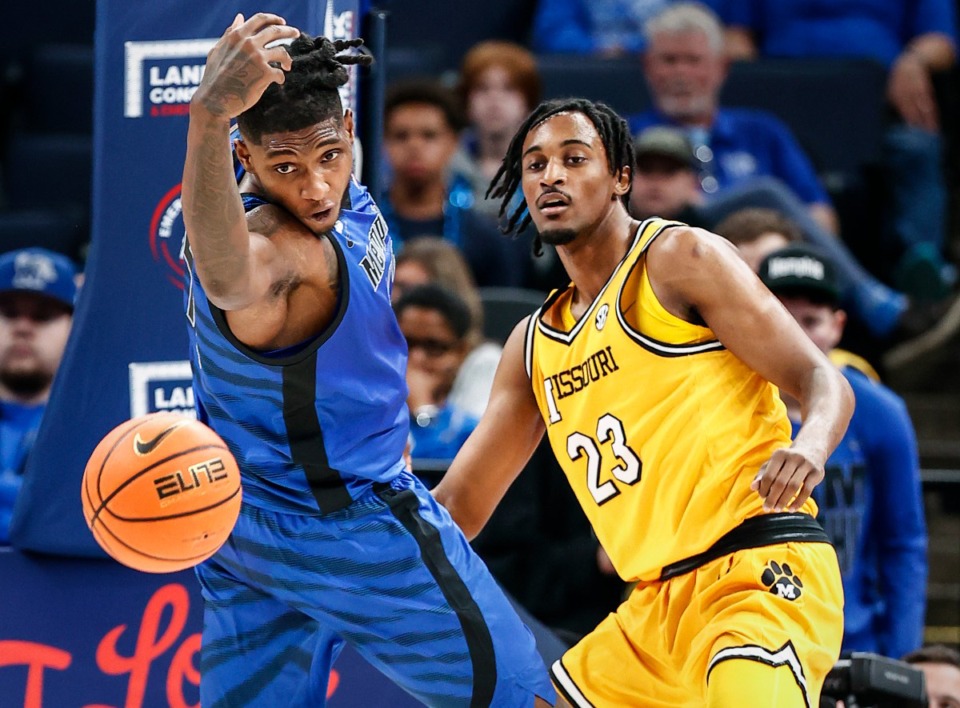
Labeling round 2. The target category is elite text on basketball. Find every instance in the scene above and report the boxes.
[154,457,229,504]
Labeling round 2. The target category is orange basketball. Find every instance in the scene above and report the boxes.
[81,411,242,573]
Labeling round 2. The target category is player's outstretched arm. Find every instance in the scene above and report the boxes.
[647,226,855,512]
[433,318,546,541]
[181,13,298,310]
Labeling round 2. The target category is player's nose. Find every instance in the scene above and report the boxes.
[300,169,331,201]
[541,157,565,185]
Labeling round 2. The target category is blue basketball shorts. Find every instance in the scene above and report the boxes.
[195,470,556,707]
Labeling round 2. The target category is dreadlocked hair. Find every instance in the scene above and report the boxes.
[486,98,635,255]
[237,34,372,144]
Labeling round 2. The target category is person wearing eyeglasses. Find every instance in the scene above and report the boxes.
[394,283,480,474]
[0,247,78,544]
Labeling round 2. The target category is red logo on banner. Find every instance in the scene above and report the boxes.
[150,183,187,290]
[0,583,199,707]
[0,581,344,706]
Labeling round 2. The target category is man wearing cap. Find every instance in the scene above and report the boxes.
[758,244,927,661]
[0,247,77,544]
[630,124,960,367]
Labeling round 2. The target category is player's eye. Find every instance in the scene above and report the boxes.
[321,150,341,163]
[275,164,295,175]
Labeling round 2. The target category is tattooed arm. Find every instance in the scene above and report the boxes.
[181,13,299,310]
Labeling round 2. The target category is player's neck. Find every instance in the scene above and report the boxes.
[560,207,638,308]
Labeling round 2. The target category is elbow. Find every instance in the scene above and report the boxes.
[195,262,254,311]
[834,366,856,423]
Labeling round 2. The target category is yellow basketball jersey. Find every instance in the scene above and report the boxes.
[526,219,807,582]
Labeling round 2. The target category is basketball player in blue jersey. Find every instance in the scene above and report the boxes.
[179,13,555,707]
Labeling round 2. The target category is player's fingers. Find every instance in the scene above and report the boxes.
[243,12,288,35]
[755,455,786,500]
[258,23,301,46]
[766,466,806,512]
[750,463,767,492]
[265,45,294,72]
[267,66,287,86]
[787,474,818,512]
[758,454,798,511]
[229,13,244,31]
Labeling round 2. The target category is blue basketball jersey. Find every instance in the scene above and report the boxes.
[181,178,409,514]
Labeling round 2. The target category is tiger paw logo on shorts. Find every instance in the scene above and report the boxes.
[761,560,803,600]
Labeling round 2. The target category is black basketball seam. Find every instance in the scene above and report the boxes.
[87,414,178,515]
[88,442,231,525]
[83,415,156,526]
[90,516,232,567]
[98,484,242,522]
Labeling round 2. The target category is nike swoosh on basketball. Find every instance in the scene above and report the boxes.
[134,423,187,455]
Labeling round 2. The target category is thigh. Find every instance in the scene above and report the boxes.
[323,475,555,707]
[196,554,342,708]
[551,582,689,708]
[687,542,844,708]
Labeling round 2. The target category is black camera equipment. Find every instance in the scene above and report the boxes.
[821,652,927,708]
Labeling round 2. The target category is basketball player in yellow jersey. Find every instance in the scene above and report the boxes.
[433,98,855,708]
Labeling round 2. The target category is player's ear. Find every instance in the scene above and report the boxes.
[234,138,254,174]
[342,109,355,141]
[613,165,632,199]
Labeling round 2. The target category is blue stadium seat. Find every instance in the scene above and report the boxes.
[3,132,93,216]
[479,286,547,343]
[722,58,888,185]
[0,210,87,262]
[25,44,95,134]
[538,55,648,116]
[0,3,94,81]
[381,0,538,72]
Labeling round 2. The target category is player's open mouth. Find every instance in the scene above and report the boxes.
[311,208,333,222]
[537,193,571,216]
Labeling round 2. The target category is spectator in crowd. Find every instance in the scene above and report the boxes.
[713,205,800,271]
[721,0,959,301]
[393,236,502,418]
[630,2,840,235]
[715,207,880,380]
[0,247,77,544]
[455,40,541,206]
[629,125,960,363]
[902,644,960,707]
[758,244,927,660]
[454,41,569,292]
[380,79,521,287]
[394,284,479,473]
[529,0,723,56]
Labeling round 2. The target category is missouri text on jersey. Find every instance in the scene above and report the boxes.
[544,345,620,402]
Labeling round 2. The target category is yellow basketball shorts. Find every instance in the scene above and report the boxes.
[551,540,843,707]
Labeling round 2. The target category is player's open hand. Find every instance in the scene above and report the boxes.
[193,13,300,119]
[750,446,825,513]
